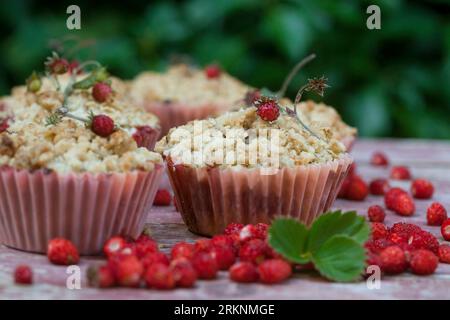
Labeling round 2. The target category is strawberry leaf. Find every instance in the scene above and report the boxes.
[268,218,309,264]
[311,235,366,282]
[306,210,369,253]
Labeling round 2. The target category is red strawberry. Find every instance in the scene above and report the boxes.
[87,264,116,288]
[14,265,33,285]
[153,189,171,206]
[441,219,450,241]
[384,187,408,210]
[371,152,389,166]
[391,193,415,216]
[204,64,221,78]
[369,178,390,195]
[170,258,197,288]
[345,175,368,201]
[438,244,450,264]
[390,166,411,180]
[239,239,268,264]
[145,263,176,290]
[135,238,159,259]
[91,114,115,137]
[191,251,218,280]
[229,262,259,283]
[371,222,388,240]
[224,223,244,236]
[103,236,127,258]
[171,242,195,260]
[427,202,447,226]
[194,239,213,252]
[411,179,434,199]
[410,250,438,275]
[92,82,112,103]
[109,255,143,287]
[337,176,351,198]
[47,238,80,265]
[258,259,292,284]
[368,205,386,223]
[210,245,236,270]
[141,251,170,270]
[254,97,280,122]
[379,246,408,274]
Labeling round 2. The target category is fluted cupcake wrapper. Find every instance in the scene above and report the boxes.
[0,165,163,255]
[342,135,356,152]
[166,155,353,236]
[143,102,227,138]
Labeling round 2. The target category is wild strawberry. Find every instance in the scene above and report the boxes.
[345,175,369,201]
[391,192,415,216]
[438,244,450,264]
[337,176,351,198]
[369,178,390,195]
[254,97,280,122]
[258,259,292,284]
[407,230,439,254]
[90,114,115,137]
[141,251,170,270]
[0,119,9,133]
[153,189,172,206]
[410,249,438,275]
[210,245,236,270]
[68,60,81,74]
[170,258,197,288]
[114,243,137,257]
[229,262,259,283]
[47,238,79,265]
[103,236,127,258]
[384,187,408,210]
[132,126,155,148]
[239,239,268,264]
[379,246,407,274]
[368,205,386,223]
[224,223,244,235]
[390,222,421,235]
[205,64,221,78]
[211,235,235,251]
[371,152,389,166]
[194,239,213,252]
[239,224,260,242]
[145,263,175,290]
[135,239,159,259]
[244,90,261,106]
[109,255,143,287]
[14,265,33,285]
[390,166,411,180]
[411,179,434,199]
[191,251,218,280]
[441,219,450,241]
[365,238,392,254]
[87,264,115,288]
[48,58,69,74]
[255,223,269,239]
[371,222,388,240]
[348,162,357,176]
[427,202,448,226]
[171,242,195,260]
[92,82,112,103]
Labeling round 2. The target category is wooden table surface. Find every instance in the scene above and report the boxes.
[1,138,450,300]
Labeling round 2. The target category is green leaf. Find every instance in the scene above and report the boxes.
[307,210,369,253]
[268,218,309,264]
[312,235,366,282]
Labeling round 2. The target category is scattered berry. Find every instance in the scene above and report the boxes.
[345,175,369,201]
[141,251,170,269]
[337,176,351,198]
[194,239,213,252]
[371,152,389,166]
[170,258,197,288]
[109,255,143,287]
[239,239,268,265]
[171,242,195,260]
[211,235,236,252]
[365,238,392,255]
[145,263,176,290]
[427,202,448,226]
[132,125,155,148]
[410,249,438,275]
[87,264,116,288]
[229,262,259,283]
[135,239,159,259]
[384,187,408,210]
[91,114,115,137]
[255,223,269,239]
[379,246,407,274]
[191,251,218,280]
[205,64,221,78]
[411,179,434,199]
[224,223,244,235]
[438,244,450,264]
[14,265,33,285]
[258,259,292,284]
[368,205,386,223]
[153,189,172,206]
[103,236,127,258]
[371,222,388,240]
[391,192,415,216]
[441,219,450,241]
[47,238,80,265]
[210,245,236,270]
[254,97,280,122]
[369,178,390,195]
[390,166,411,180]
[92,82,112,103]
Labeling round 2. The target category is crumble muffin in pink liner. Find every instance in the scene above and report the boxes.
[156,107,353,236]
[0,72,164,254]
[129,64,250,137]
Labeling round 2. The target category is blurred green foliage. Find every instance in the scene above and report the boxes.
[0,0,449,138]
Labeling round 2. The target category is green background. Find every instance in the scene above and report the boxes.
[0,0,449,138]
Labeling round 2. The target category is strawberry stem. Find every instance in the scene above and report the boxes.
[277,53,316,99]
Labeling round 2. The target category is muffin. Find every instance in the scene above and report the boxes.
[296,100,357,151]
[156,103,353,236]
[129,64,251,137]
[0,63,163,254]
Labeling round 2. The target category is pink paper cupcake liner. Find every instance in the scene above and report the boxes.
[143,102,227,138]
[341,135,356,152]
[0,165,163,255]
[166,155,353,236]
